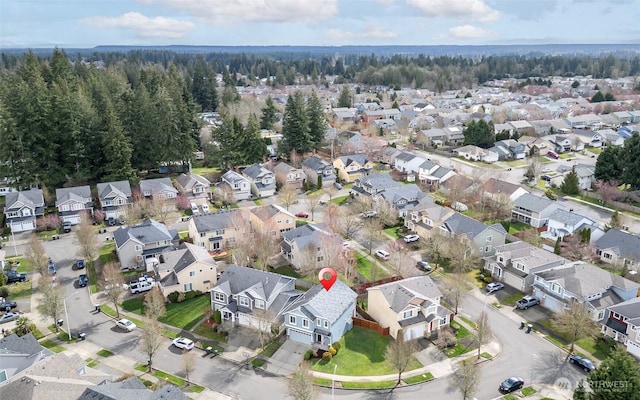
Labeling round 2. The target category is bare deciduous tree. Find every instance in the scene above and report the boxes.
[248,308,279,351]
[361,218,383,255]
[525,156,542,182]
[144,287,167,320]
[560,234,593,261]
[442,273,472,314]
[288,362,316,400]
[213,184,236,206]
[596,179,621,206]
[323,203,341,233]
[335,248,357,286]
[324,185,338,202]
[76,213,99,267]
[424,234,448,269]
[386,240,413,277]
[278,183,297,210]
[445,236,479,273]
[100,261,126,318]
[25,235,48,276]
[472,311,491,359]
[339,208,362,240]
[182,349,196,386]
[38,277,64,331]
[385,329,418,385]
[451,359,480,400]
[149,197,173,224]
[141,319,163,372]
[304,193,321,220]
[552,301,599,356]
[376,200,399,227]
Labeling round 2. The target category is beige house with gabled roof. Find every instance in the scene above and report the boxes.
[249,204,296,239]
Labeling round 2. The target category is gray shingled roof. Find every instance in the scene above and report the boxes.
[338,154,369,167]
[548,209,593,227]
[513,193,558,213]
[607,296,640,319]
[96,181,132,201]
[367,276,442,313]
[214,264,296,302]
[221,170,248,185]
[158,242,216,278]
[139,178,178,196]
[285,280,356,324]
[431,166,453,179]
[192,209,238,233]
[250,204,293,220]
[55,185,91,206]
[0,333,42,356]
[113,218,178,248]
[535,261,639,298]
[5,189,44,210]
[242,163,269,180]
[595,228,640,260]
[355,173,400,191]
[78,377,188,400]
[396,151,417,162]
[302,155,330,170]
[281,223,341,252]
[176,173,211,191]
[442,213,506,239]
[379,184,430,204]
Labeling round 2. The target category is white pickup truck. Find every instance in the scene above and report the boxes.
[129,277,155,294]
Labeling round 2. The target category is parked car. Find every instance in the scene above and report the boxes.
[569,354,596,372]
[547,150,559,159]
[78,274,89,287]
[361,210,377,218]
[499,377,524,393]
[0,311,21,324]
[190,202,199,215]
[172,337,195,351]
[542,167,552,173]
[295,212,309,218]
[403,234,420,243]
[201,203,210,213]
[374,249,390,260]
[515,295,540,310]
[541,175,552,182]
[486,282,505,293]
[6,269,27,283]
[47,260,56,275]
[75,259,86,270]
[115,318,137,332]
[63,221,72,233]
[416,261,432,272]
[333,182,342,190]
[107,217,116,226]
[0,300,18,310]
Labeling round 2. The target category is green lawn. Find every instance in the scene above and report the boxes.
[259,339,284,358]
[189,385,205,393]
[39,339,65,353]
[446,343,471,357]
[353,251,390,282]
[6,257,32,273]
[403,372,434,384]
[588,148,603,155]
[193,323,227,344]
[99,242,117,266]
[122,294,211,331]
[311,326,421,376]
[341,381,397,389]
[507,221,530,234]
[522,386,537,396]
[6,280,33,299]
[271,265,302,278]
[152,370,185,387]
[500,292,524,307]
[575,337,615,361]
[97,349,114,357]
[383,226,402,239]
[451,321,471,339]
[191,167,220,176]
[331,195,349,205]
[313,378,333,386]
[253,199,264,205]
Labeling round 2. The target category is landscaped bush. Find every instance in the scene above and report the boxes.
[304,350,313,360]
[167,291,180,303]
[328,345,337,356]
[177,292,186,302]
[213,310,222,324]
[332,342,341,353]
[183,290,202,301]
[0,286,9,298]
[322,351,332,361]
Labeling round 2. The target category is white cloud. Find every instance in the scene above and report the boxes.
[327,24,397,42]
[447,24,495,39]
[375,0,396,4]
[81,12,194,38]
[406,0,500,22]
[138,0,338,24]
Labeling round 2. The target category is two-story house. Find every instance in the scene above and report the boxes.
[375,184,432,217]
[439,213,507,256]
[350,173,401,196]
[545,134,573,153]
[443,126,465,145]
[405,202,455,239]
[189,209,241,251]
[283,280,357,346]
[394,152,426,175]
[280,223,343,271]
[242,164,276,198]
[175,172,211,202]
[595,229,640,272]
[421,165,457,188]
[0,333,48,384]
[55,186,93,225]
[478,178,529,202]
[541,209,604,244]
[113,218,179,270]
[333,154,374,183]
[532,261,640,319]
[512,193,565,228]
[453,145,499,163]
[301,156,336,188]
[484,241,567,292]
[220,170,251,201]
[250,204,296,239]
[4,189,45,232]
[150,242,217,296]
[600,297,640,359]
[96,181,132,221]
[380,147,402,165]
[574,164,596,190]
[139,178,178,199]
[366,276,453,340]
[493,139,526,159]
[210,264,303,329]
[272,161,306,189]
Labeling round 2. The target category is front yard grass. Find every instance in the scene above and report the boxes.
[40,339,65,353]
[403,372,434,385]
[272,265,302,278]
[341,381,397,389]
[575,337,616,361]
[122,294,210,331]
[331,195,349,205]
[311,326,421,376]
[6,280,33,299]
[354,251,391,282]
[152,370,185,387]
[259,339,284,358]
[446,343,471,358]
[522,386,537,396]
[500,292,524,307]
[313,378,333,386]
[383,226,402,239]
[193,323,228,344]
[99,242,116,266]
[97,349,114,357]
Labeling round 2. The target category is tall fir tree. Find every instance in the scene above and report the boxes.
[260,96,278,130]
[280,91,311,156]
[306,90,325,148]
[560,166,580,195]
[337,85,352,108]
[100,100,135,182]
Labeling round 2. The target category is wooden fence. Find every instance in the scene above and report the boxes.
[353,317,389,336]
[352,276,403,295]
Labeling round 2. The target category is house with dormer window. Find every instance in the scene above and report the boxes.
[439,213,507,256]
[96,181,132,221]
[249,204,296,239]
[283,280,357,346]
[55,186,93,225]
[4,189,45,232]
[242,164,276,198]
[595,229,640,272]
[406,202,455,239]
[280,223,343,271]
[189,209,241,251]
[484,241,566,292]
[374,184,432,217]
[220,170,251,201]
[301,156,336,188]
[150,242,217,296]
[113,218,179,270]
[272,162,305,189]
[532,261,639,319]
[366,276,453,340]
[175,172,211,201]
[333,154,374,183]
[139,178,178,199]
[600,297,640,359]
[210,265,303,330]
[350,173,400,196]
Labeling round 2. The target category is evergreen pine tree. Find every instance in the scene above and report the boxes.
[554,237,561,255]
[560,167,580,195]
[280,91,311,156]
[337,85,352,108]
[306,90,325,148]
[260,96,278,130]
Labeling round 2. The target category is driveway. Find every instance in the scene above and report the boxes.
[264,339,307,376]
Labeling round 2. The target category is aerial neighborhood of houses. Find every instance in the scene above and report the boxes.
[3,67,640,400]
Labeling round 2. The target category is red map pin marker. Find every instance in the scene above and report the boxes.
[318,267,337,291]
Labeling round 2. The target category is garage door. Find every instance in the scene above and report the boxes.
[404,325,424,341]
[10,220,35,232]
[627,341,640,359]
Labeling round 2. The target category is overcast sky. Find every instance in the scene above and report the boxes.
[2,0,639,48]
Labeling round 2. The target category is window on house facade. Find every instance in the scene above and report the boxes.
[214,292,225,302]
[612,312,620,320]
[200,232,206,238]
[254,299,265,309]
[324,320,329,329]
[184,283,192,291]
[427,305,436,315]
[485,246,491,253]
[486,235,492,242]
[498,256,504,263]
[289,315,296,325]
[551,283,562,294]
[515,262,525,271]
[239,297,250,307]
[402,310,412,319]
[61,205,70,212]
[302,319,309,328]
[189,271,195,277]
[72,203,82,211]
[135,245,142,252]
[598,310,605,320]
[216,229,225,235]
[277,220,282,224]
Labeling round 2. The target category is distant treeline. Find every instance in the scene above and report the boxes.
[2,49,640,94]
